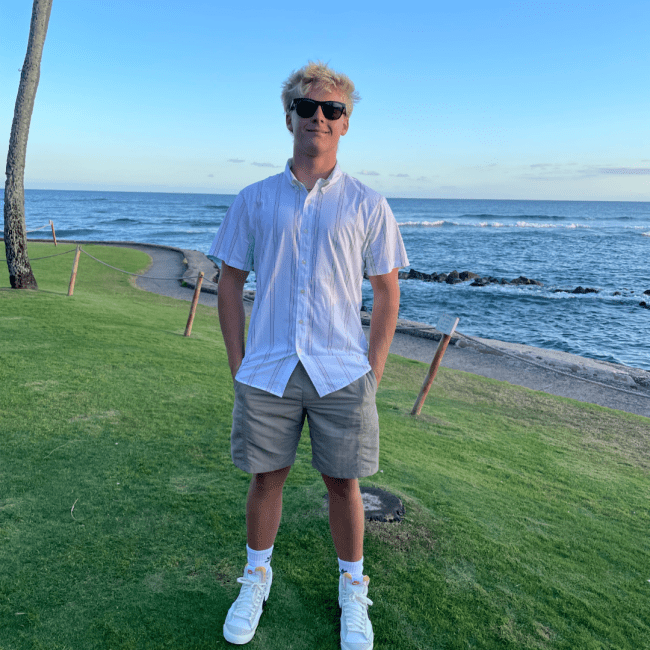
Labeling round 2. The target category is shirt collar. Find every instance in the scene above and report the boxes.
[284,159,343,192]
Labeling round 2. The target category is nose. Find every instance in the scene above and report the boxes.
[311,105,325,121]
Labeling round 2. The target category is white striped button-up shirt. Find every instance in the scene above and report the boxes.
[209,160,409,397]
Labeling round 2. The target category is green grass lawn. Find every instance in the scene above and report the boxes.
[1,243,649,650]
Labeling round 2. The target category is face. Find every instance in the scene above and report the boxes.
[286,85,350,160]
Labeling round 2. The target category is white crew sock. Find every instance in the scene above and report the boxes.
[246,544,273,571]
[338,557,364,582]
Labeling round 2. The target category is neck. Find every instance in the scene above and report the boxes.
[291,150,337,190]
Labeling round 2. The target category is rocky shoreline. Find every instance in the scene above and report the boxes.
[204,258,650,307]
[400,268,544,287]
[399,267,650,308]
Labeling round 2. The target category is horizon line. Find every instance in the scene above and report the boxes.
[3,188,649,204]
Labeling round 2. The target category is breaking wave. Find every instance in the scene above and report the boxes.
[398,220,590,229]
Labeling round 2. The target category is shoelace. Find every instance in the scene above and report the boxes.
[233,575,266,625]
[341,591,374,633]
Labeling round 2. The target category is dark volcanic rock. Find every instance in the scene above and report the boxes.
[407,269,431,281]
[404,269,543,288]
[402,267,635,301]
[553,286,600,294]
[644,289,650,296]
[511,276,544,286]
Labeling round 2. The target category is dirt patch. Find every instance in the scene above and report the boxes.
[365,518,435,552]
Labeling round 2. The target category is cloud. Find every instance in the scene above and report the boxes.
[207,174,214,178]
[600,168,650,175]
[522,163,601,181]
[527,164,650,180]
[417,176,428,182]
[252,162,280,168]
[390,173,409,178]
[228,158,245,163]
[357,170,380,176]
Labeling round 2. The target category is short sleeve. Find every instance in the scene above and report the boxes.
[363,198,409,276]
[208,192,255,272]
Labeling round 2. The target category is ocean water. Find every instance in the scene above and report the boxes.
[8,189,650,371]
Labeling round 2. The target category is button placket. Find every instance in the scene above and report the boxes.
[296,193,314,357]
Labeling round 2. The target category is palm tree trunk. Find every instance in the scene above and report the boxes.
[3,0,53,289]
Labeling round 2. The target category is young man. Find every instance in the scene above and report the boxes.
[210,62,408,649]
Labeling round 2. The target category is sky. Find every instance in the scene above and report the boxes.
[1,1,649,200]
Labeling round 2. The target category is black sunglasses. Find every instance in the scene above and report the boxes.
[289,98,347,121]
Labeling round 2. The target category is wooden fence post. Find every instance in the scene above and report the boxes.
[50,220,57,246]
[184,272,204,337]
[67,246,81,296]
[411,315,459,416]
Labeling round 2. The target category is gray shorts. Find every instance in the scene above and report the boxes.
[231,362,379,479]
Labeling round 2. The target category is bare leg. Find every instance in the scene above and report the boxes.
[246,466,292,551]
[322,474,364,562]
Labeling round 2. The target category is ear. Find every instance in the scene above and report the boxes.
[285,112,293,133]
[340,115,349,136]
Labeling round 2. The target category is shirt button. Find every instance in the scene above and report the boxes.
[299,319,303,324]
[303,229,308,233]
[302,260,306,265]
[300,289,305,294]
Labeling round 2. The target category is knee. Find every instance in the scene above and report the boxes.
[322,474,359,500]
[251,466,291,494]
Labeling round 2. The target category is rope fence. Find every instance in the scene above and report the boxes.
[3,228,207,337]
[25,248,77,261]
[1,244,196,280]
[68,246,205,336]
[452,330,650,400]
[25,220,58,244]
[4,224,649,397]
[79,247,194,281]
[2,224,197,281]
[1,248,76,262]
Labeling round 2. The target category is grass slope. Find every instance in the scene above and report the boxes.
[1,243,649,650]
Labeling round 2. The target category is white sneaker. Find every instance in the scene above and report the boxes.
[339,573,374,650]
[223,565,272,645]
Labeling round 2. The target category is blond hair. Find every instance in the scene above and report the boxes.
[281,61,360,116]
